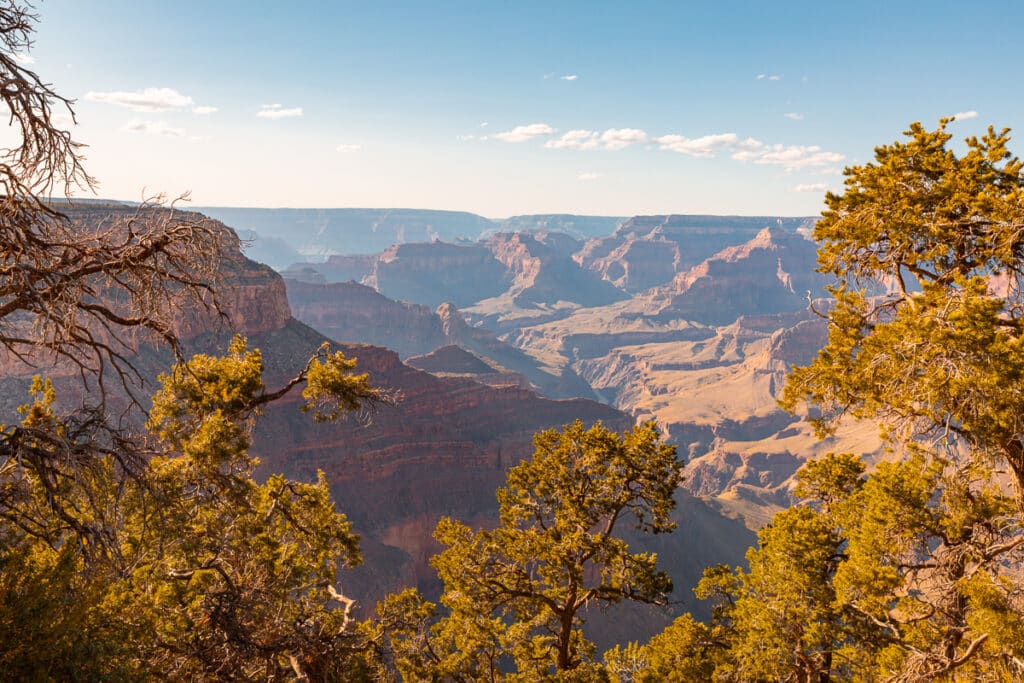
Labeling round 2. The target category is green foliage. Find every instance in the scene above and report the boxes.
[0,338,382,679]
[302,343,376,422]
[383,420,683,681]
[632,452,1024,681]
[779,119,1024,503]
[830,456,1024,679]
[604,614,717,683]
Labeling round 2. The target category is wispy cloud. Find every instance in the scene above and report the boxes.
[735,144,844,170]
[561,74,578,81]
[192,105,218,115]
[577,172,601,181]
[546,128,648,151]
[546,130,599,150]
[784,112,805,121]
[480,121,488,128]
[496,119,844,172]
[85,87,194,112]
[13,52,34,65]
[794,182,829,193]
[952,110,978,121]
[656,133,762,158]
[257,104,303,119]
[600,128,647,150]
[456,134,477,141]
[336,143,362,152]
[494,122,554,142]
[122,120,185,137]
[756,73,782,81]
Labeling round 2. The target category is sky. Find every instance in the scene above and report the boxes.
[20,0,1024,217]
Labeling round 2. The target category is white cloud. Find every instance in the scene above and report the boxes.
[577,172,601,181]
[599,128,648,150]
[952,110,978,121]
[13,52,34,65]
[336,143,362,152]
[656,133,762,158]
[543,72,556,80]
[257,104,303,119]
[546,129,599,150]
[192,105,218,115]
[456,134,476,141]
[736,143,844,171]
[546,128,648,151]
[122,120,185,137]
[493,122,554,142]
[517,117,845,173]
[480,121,488,128]
[85,87,194,112]
[784,112,805,121]
[769,75,781,81]
[561,74,578,81]
[794,182,829,193]
[757,73,781,81]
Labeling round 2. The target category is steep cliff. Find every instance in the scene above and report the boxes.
[575,214,816,292]
[649,226,829,325]
[364,241,511,308]
[284,280,596,399]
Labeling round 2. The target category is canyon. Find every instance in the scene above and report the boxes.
[272,211,885,532]
[2,203,773,648]
[1,202,890,648]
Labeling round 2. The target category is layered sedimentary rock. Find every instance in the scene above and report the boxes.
[364,242,511,308]
[494,214,626,239]
[406,345,532,390]
[649,226,829,325]
[484,231,627,308]
[282,253,378,283]
[284,280,596,398]
[576,214,816,292]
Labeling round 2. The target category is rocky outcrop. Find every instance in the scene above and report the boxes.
[286,279,449,359]
[282,253,378,284]
[365,242,511,308]
[406,345,499,375]
[650,226,828,325]
[285,280,597,400]
[585,238,682,293]
[483,232,627,308]
[175,257,293,340]
[575,214,816,291]
[407,345,532,390]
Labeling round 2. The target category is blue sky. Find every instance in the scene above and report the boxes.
[23,1,1024,217]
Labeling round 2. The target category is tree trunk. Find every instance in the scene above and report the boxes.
[557,609,575,671]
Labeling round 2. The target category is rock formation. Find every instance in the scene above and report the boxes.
[284,280,596,399]
[364,241,511,308]
[576,214,817,292]
[649,226,829,325]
